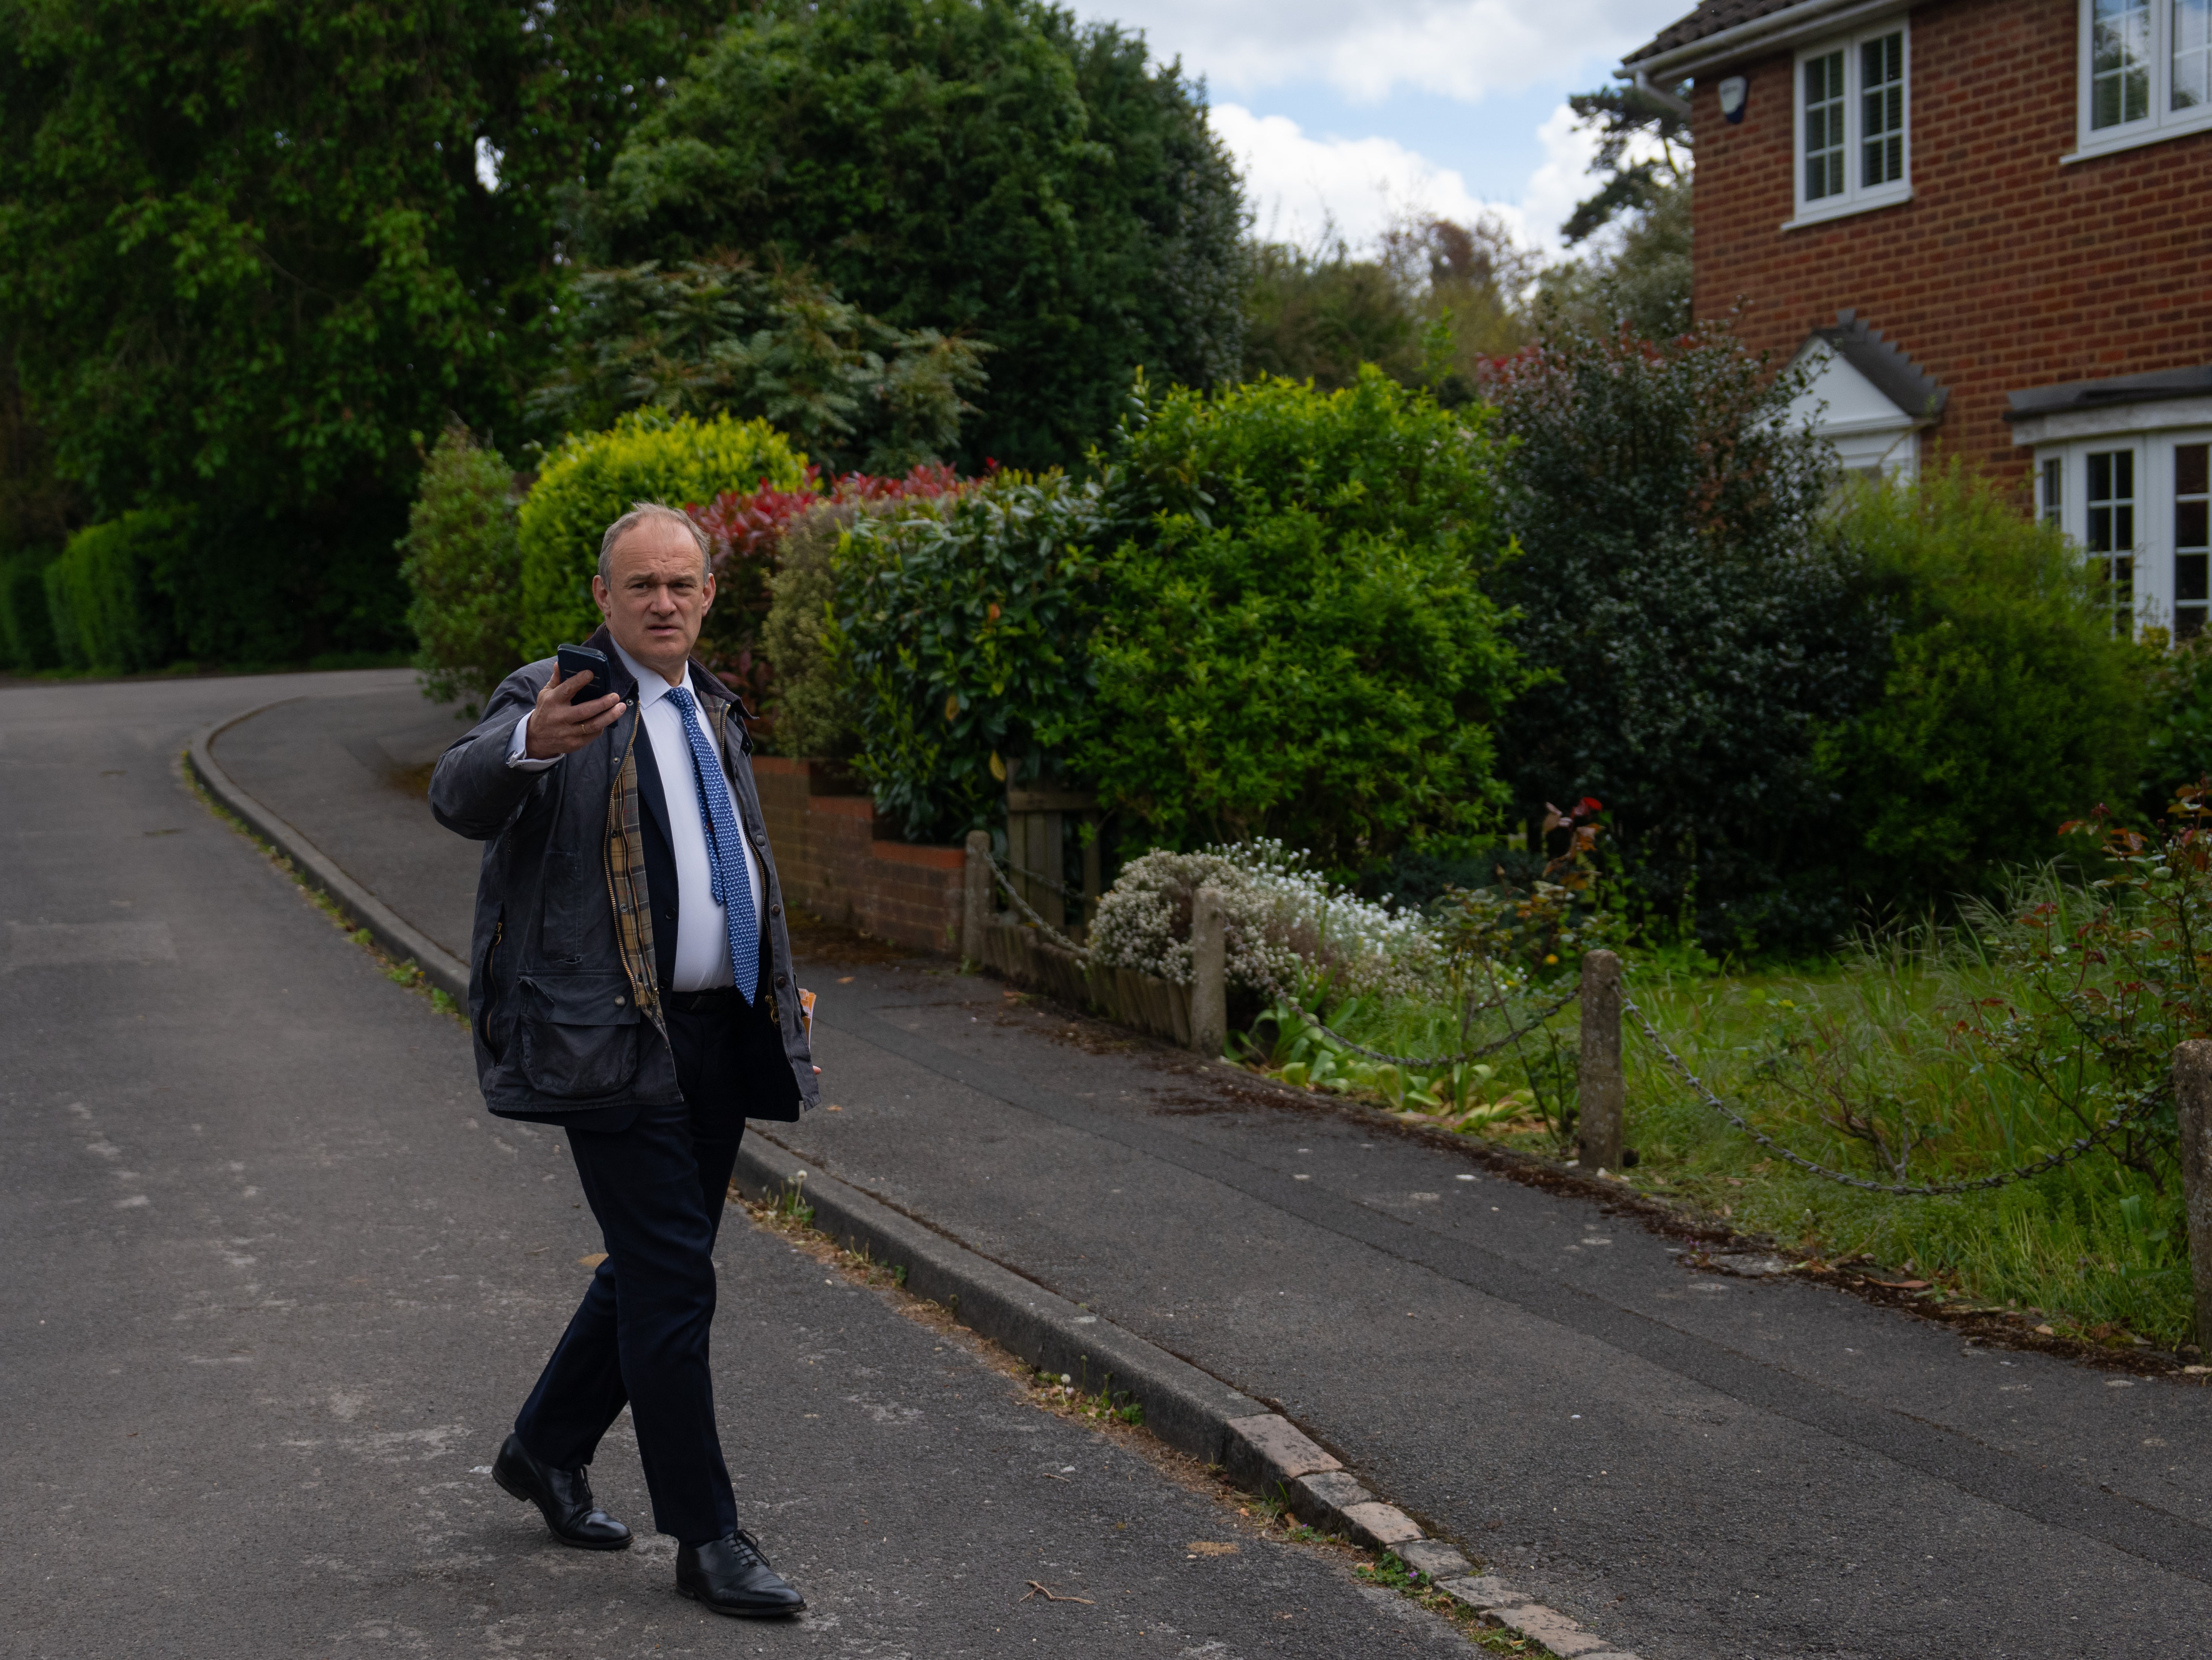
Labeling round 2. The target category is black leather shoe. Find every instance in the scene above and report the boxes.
[492,1432,631,1551]
[676,1530,806,1617]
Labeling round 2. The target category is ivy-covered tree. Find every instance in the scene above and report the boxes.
[0,0,728,661]
[588,0,1248,469]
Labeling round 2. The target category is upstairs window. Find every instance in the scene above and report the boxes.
[2075,0,2212,156]
[1792,22,1911,226]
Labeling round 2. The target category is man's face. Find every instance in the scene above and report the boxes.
[592,520,715,678]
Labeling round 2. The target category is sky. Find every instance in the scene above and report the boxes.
[1094,0,1693,258]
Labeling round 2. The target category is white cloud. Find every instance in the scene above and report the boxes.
[1215,100,1602,258]
[1111,0,1673,102]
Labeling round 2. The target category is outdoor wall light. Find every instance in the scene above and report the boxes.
[1718,75,1748,123]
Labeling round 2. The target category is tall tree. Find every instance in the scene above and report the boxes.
[1540,82,1694,342]
[0,0,730,660]
[588,0,1248,470]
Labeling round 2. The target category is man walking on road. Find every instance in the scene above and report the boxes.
[430,503,817,1619]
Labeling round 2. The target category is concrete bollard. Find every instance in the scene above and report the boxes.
[963,830,992,965]
[1576,949,1625,1171]
[2172,1041,2212,1349]
[1190,885,1227,1058]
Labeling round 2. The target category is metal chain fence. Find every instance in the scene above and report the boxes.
[1621,992,2168,1197]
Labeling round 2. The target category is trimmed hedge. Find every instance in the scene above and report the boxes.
[516,409,805,662]
[399,425,521,710]
[0,545,62,670]
[1081,368,1521,868]
[42,508,193,673]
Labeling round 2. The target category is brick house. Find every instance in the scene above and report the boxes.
[1623,0,2212,637]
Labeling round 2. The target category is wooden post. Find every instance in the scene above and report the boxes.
[2172,1040,2212,1350]
[1190,884,1227,1058]
[1576,949,1625,1171]
[963,830,992,965]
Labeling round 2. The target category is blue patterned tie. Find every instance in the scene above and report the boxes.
[664,685,760,1004]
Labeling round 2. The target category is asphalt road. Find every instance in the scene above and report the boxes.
[0,670,1475,1659]
[204,678,2212,1660]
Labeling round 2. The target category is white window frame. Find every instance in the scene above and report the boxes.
[2066,0,2212,163]
[1784,16,1913,230]
[2034,431,2212,641]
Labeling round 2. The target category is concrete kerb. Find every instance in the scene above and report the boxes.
[733,1134,1644,1660]
[184,699,470,1004]
[190,692,1645,1660]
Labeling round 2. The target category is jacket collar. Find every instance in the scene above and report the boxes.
[583,624,734,709]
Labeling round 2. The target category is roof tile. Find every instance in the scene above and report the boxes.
[1626,0,1822,65]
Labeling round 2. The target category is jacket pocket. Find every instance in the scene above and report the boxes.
[516,972,643,1101]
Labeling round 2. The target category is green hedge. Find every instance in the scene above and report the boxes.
[1817,465,2147,906]
[516,409,805,662]
[42,508,194,673]
[832,475,1103,841]
[1081,368,1521,868]
[400,425,521,710]
[821,370,1523,862]
[0,544,62,670]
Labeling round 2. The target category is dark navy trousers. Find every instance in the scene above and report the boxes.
[512,994,757,1546]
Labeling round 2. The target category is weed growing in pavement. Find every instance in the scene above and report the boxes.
[768,1175,815,1229]
[1026,1367,1143,1427]
[182,750,467,1028]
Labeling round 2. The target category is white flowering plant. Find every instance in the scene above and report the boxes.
[1088,838,1439,1000]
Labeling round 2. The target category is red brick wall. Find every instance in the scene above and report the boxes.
[750,756,964,954]
[1692,0,2212,482]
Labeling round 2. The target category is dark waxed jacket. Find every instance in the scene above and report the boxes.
[429,627,818,1122]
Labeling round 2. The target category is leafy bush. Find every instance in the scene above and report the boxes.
[759,507,863,760]
[1080,368,1521,869]
[1816,467,2147,908]
[588,0,1246,468]
[515,409,806,663]
[2142,635,2212,813]
[751,466,975,755]
[532,257,990,477]
[398,425,521,710]
[1485,317,1869,953]
[830,470,1105,841]
[41,507,193,673]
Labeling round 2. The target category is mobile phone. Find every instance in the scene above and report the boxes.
[554,643,613,707]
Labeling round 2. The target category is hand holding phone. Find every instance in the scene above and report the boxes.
[525,644,626,760]
[555,643,613,705]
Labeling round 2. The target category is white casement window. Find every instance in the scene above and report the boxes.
[1788,19,1911,227]
[2070,0,2212,160]
[2036,435,2212,640]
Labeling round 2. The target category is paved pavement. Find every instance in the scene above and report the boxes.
[120,674,2212,1659]
[1,671,1474,1659]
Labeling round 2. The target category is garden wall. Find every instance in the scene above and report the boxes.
[751,756,965,952]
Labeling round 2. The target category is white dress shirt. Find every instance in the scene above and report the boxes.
[507,643,766,991]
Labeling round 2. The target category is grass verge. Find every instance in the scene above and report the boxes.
[1236,942,2203,1357]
